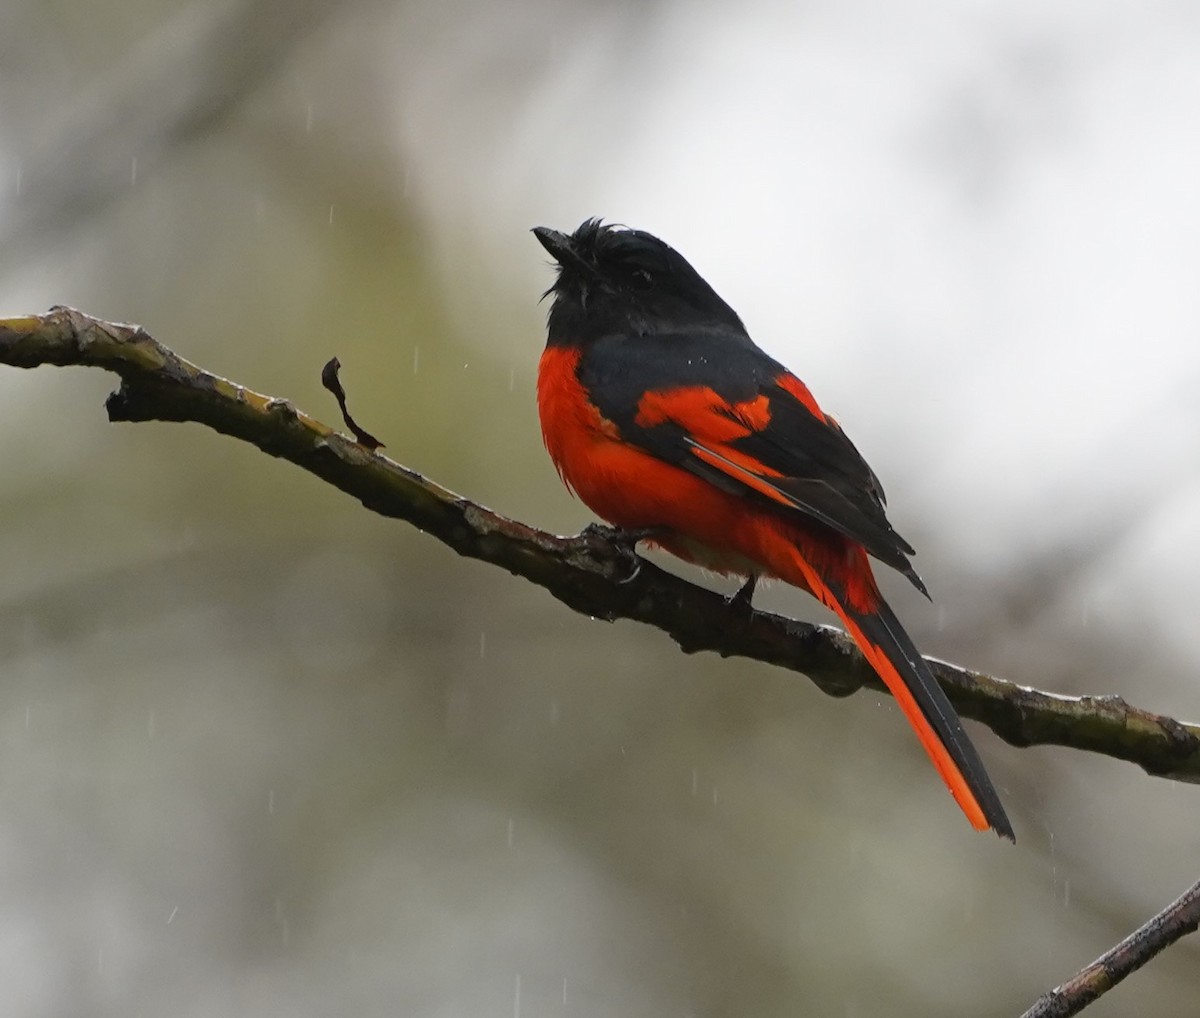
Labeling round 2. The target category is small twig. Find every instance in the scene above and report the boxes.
[1021,878,1200,1017]
[320,356,384,449]
[2,307,1199,785]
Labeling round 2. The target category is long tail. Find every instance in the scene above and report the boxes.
[821,579,1015,840]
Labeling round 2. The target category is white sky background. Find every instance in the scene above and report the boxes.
[395,0,1200,657]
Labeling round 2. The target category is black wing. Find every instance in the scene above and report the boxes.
[577,328,928,594]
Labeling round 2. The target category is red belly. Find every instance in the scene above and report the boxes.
[538,345,783,578]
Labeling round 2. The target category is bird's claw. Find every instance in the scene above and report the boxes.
[579,523,661,584]
[580,523,661,553]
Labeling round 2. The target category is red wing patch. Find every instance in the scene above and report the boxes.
[634,385,804,509]
[635,387,772,442]
[726,392,772,432]
[775,372,827,421]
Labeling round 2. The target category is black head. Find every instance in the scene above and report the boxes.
[533,219,744,345]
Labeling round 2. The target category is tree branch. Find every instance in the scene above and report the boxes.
[3,307,1200,784]
[1020,878,1200,1017]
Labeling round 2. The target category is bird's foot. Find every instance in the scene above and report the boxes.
[579,523,663,584]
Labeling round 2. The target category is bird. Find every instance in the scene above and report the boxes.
[533,218,1014,840]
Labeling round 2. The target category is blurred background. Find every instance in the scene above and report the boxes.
[1,0,1198,1014]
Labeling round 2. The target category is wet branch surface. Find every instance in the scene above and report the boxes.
[1021,878,1200,1017]
[3,307,1200,788]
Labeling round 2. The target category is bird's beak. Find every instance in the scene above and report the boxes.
[532,226,588,273]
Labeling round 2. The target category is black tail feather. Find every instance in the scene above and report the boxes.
[842,595,1015,841]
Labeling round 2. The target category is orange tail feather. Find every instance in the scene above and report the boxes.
[836,596,1013,839]
[773,541,1014,839]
